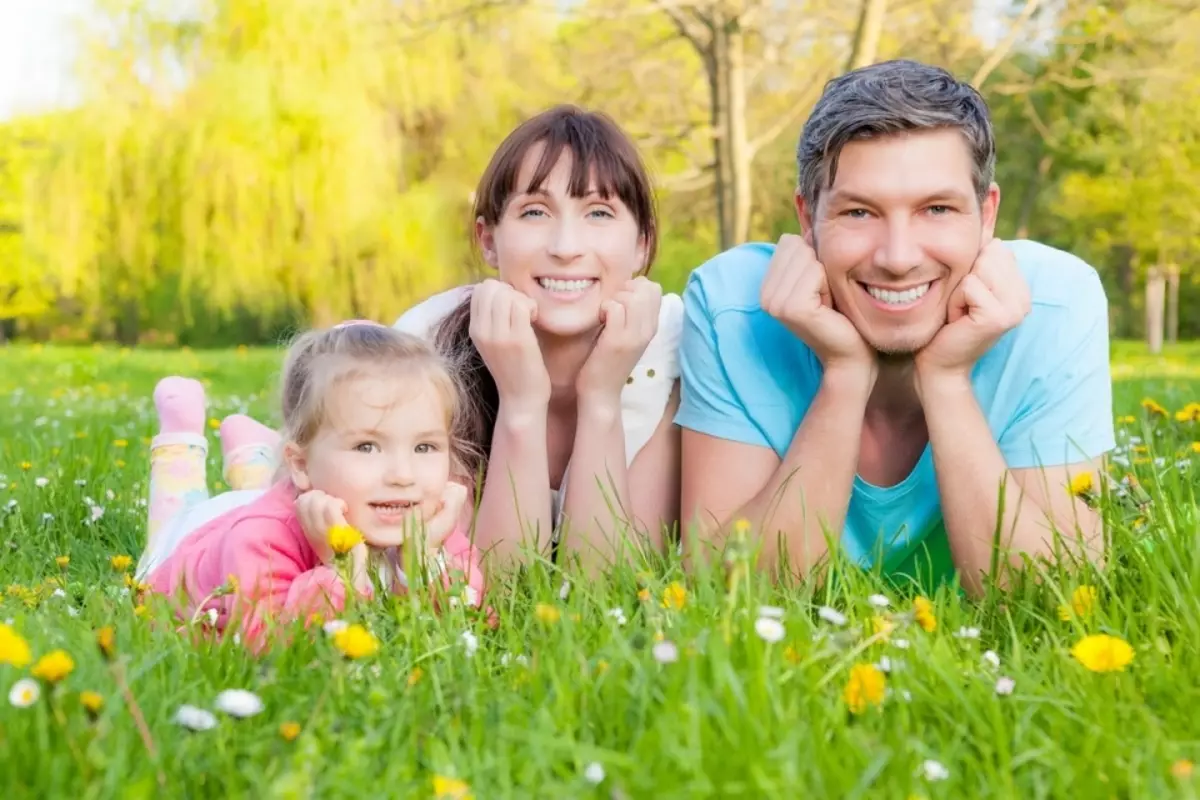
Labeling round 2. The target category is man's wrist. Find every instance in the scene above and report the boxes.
[914,366,974,406]
[820,361,877,403]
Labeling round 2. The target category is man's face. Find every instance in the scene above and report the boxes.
[798,128,999,356]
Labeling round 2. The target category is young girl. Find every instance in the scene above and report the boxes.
[137,321,486,651]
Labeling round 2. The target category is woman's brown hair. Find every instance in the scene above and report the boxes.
[433,105,658,480]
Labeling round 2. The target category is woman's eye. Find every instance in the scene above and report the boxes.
[588,207,615,219]
[519,207,547,218]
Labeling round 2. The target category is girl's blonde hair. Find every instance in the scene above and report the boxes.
[278,321,478,479]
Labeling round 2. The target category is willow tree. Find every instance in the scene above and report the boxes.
[25,0,569,338]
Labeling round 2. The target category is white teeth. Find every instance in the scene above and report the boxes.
[866,282,931,306]
[538,277,595,293]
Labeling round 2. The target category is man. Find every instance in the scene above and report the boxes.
[675,59,1115,597]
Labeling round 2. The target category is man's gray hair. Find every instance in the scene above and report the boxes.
[797,59,996,210]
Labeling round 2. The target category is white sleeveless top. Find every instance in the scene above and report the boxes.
[393,284,683,527]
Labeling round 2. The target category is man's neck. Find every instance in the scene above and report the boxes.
[865,354,924,424]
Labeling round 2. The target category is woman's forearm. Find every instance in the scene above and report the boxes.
[559,398,635,571]
[475,403,555,567]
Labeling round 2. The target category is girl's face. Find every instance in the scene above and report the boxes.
[477,144,647,339]
[287,374,451,547]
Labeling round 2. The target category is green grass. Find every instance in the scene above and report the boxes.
[1,341,1199,798]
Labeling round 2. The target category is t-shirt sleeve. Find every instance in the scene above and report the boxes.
[393,285,471,340]
[674,274,771,448]
[997,267,1116,468]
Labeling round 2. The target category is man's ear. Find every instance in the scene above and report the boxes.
[282,441,312,491]
[980,182,1001,243]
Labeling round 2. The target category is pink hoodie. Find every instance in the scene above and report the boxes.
[145,480,488,651]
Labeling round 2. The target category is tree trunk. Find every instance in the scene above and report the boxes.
[1166,264,1180,344]
[1145,266,1165,354]
[725,15,751,245]
[707,15,733,251]
[1114,244,1135,338]
[847,0,888,71]
[1015,152,1053,239]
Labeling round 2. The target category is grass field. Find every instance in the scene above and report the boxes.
[1,341,1199,799]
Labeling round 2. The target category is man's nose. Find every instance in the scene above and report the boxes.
[873,218,924,277]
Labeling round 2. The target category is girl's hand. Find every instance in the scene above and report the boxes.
[469,280,552,415]
[419,482,471,554]
[295,489,349,564]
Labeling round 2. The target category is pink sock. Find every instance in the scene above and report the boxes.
[220,414,281,490]
[219,414,280,457]
[154,377,206,436]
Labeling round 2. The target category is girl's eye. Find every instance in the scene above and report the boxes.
[354,442,379,454]
[415,443,440,454]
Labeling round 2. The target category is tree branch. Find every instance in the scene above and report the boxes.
[971,0,1044,88]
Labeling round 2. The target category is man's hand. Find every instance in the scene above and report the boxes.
[916,239,1031,390]
[576,277,661,410]
[295,489,350,564]
[760,233,876,380]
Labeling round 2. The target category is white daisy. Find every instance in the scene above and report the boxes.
[758,605,785,620]
[9,678,40,708]
[583,762,605,785]
[460,630,479,658]
[817,606,847,626]
[607,608,628,626]
[954,626,980,640]
[214,689,264,718]
[994,676,1015,696]
[174,704,218,731]
[920,759,949,781]
[892,638,911,650]
[34,477,48,488]
[754,616,785,644]
[322,619,349,635]
[652,640,679,664]
[558,580,571,600]
[868,594,890,609]
[982,650,1001,670]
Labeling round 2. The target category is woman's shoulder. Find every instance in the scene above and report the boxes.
[393,285,473,339]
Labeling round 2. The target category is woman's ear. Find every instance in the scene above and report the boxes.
[475,217,499,269]
[635,235,650,276]
[282,441,312,491]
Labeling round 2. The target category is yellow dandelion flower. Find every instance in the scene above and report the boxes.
[55,556,70,569]
[333,624,379,659]
[1175,403,1200,423]
[783,645,803,665]
[637,588,651,602]
[1141,398,1167,416]
[534,603,561,624]
[1070,585,1097,618]
[1191,442,1200,454]
[913,596,937,632]
[1069,471,1094,497]
[133,604,147,618]
[31,649,75,683]
[20,461,31,471]
[112,439,128,448]
[1071,634,1134,673]
[79,690,104,717]
[327,524,364,556]
[661,581,687,610]
[279,721,302,741]
[407,667,424,687]
[843,663,886,714]
[96,626,116,661]
[733,518,751,536]
[1171,759,1194,779]
[0,624,32,668]
[1117,415,1136,424]
[6,584,23,597]
[432,775,472,799]
[872,615,895,639]
[208,418,220,430]
[110,555,132,572]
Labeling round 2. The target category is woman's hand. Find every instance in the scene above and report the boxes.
[469,280,551,415]
[576,277,662,412]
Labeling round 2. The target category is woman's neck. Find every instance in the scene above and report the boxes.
[537,327,600,407]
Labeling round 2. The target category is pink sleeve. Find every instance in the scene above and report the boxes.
[214,521,363,651]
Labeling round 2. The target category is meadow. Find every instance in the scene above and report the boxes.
[1,341,1199,799]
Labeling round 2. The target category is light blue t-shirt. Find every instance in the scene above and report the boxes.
[675,239,1116,590]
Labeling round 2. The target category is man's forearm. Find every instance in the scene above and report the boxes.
[921,374,1098,596]
[476,404,555,566]
[559,399,638,570]
[725,369,871,575]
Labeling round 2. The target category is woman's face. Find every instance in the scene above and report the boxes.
[477,144,647,339]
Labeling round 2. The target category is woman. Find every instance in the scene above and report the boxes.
[397,105,682,571]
